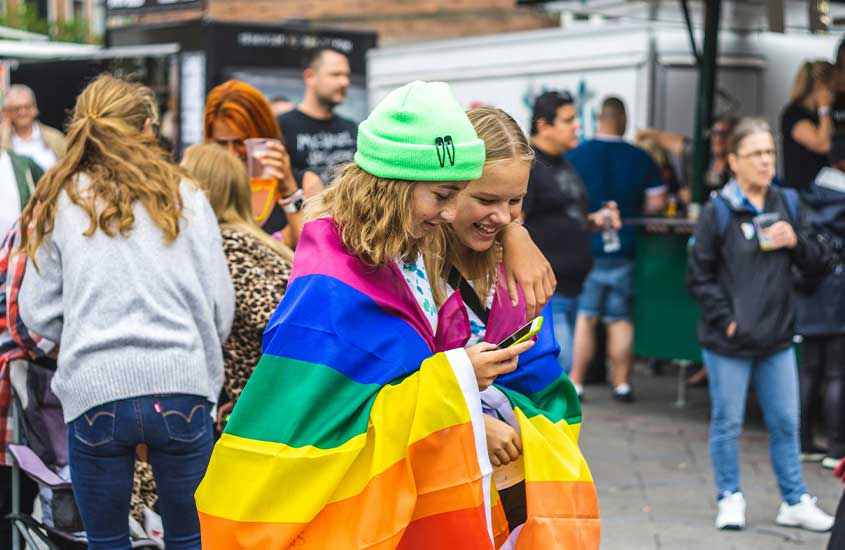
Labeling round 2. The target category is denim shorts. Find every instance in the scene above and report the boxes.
[577,258,635,322]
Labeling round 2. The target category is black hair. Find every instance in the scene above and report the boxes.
[530,91,574,136]
[305,46,349,70]
[837,36,845,67]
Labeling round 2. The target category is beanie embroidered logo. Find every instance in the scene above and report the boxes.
[435,136,456,168]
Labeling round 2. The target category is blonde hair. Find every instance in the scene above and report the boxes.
[428,106,535,306]
[181,143,294,265]
[19,73,185,266]
[304,162,436,267]
[790,60,834,103]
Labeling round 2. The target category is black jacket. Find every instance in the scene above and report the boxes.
[795,170,845,336]
[686,183,827,357]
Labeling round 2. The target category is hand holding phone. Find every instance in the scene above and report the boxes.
[466,340,534,391]
[497,317,544,349]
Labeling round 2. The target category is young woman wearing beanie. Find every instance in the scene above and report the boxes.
[17,74,234,549]
[180,143,294,432]
[195,81,540,549]
[424,106,600,547]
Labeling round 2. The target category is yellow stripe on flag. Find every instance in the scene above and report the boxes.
[515,409,593,484]
[197,353,475,523]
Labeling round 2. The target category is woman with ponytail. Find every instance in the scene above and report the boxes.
[17,74,234,549]
[781,60,835,190]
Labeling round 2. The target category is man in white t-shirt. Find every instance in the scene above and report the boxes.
[0,85,66,172]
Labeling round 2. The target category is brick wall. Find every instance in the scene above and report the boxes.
[133,0,559,44]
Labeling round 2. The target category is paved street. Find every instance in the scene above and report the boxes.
[580,363,841,550]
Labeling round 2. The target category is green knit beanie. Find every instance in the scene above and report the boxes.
[354,81,486,181]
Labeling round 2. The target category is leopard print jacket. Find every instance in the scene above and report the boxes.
[221,229,291,402]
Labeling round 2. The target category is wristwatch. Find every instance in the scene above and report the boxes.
[280,189,304,214]
[282,196,304,214]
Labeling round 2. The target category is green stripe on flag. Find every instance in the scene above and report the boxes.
[224,354,382,449]
[498,373,582,425]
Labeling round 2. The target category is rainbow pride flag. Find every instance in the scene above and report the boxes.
[195,218,599,548]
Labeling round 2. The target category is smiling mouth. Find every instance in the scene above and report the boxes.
[473,222,498,237]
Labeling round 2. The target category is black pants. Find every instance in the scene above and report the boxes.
[499,481,527,531]
[830,490,845,550]
[800,335,845,457]
[0,464,39,548]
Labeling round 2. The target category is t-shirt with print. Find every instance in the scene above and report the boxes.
[278,108,358,184]
[396,255,438,334]
[522,147,594,297]
[781,101,828,191]
[566,137,665,259]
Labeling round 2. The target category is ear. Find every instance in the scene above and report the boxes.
[535,118,551,133]
[142,118,155,138]
[303,67,315,84]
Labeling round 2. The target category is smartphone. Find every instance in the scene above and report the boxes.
[496,316,543,349]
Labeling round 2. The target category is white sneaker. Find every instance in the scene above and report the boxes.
[775,494,834,532]
[822,456,842,470]
[715,492,746,530]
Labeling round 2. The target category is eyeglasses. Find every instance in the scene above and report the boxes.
[3,104,34,113]
[736,149,776,160]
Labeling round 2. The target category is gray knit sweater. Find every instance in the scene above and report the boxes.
[19,177,235,422]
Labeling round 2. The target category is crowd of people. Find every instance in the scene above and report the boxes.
[1,36,845,550]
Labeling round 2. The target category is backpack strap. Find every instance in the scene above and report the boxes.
[778,186,800,226]
[712,193,732,238]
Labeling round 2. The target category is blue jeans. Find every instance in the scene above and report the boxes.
[703,348,806,505]
[68,394,213,550]
[551,293,577,373]
[577,258,635,322]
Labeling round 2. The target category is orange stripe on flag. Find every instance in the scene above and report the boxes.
[490,486,510,549]
[199,422,487,549]
[398,504,494,550]
[516,480,601,549]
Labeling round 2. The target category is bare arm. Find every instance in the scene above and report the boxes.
[635,128,685,156]
[792,118,833,154]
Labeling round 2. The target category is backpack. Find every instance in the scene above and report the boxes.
[711,186,800,237]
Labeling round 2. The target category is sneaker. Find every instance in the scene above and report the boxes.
[775,494,834,532]
[612,383,634,403]
[822,456,843,470]
[801,444,829,462]
[715,492,746,530]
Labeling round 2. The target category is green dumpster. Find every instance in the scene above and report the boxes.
[633,227,702,363]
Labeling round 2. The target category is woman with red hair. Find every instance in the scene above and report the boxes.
[205,80,322,248]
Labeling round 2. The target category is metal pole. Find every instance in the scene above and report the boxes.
[11,394,21,550]
[691,0,722,204]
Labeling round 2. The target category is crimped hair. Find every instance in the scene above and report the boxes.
[204,80,281,141]
[181,143,294,265]
[19,73,186,267]
[305,162,439,267]
[429,106,534,306]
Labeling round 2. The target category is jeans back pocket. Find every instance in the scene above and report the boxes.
[160,396,209,443]
[73,403,116,447]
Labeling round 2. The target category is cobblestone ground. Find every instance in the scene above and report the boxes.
[579,363,841,550]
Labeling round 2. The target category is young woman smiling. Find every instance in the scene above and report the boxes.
[426,106,599,546]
